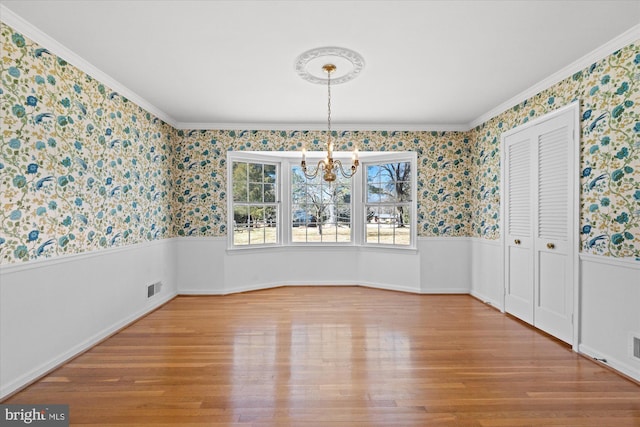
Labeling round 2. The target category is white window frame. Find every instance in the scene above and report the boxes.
[227,151,416,250]
[361,152,417,249]
[287,153,356,246]
[227,152,281,250]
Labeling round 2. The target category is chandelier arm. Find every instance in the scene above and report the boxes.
[301,160,324,180]
[333,159,358,179]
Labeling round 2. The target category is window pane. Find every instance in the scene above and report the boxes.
[249,183,263,202]
[291,215,308,242]
[336,226,351,242]
[367,183,383,203]
[321,185,335,204]
[264,206,277,244]
[367,165,381,182]
[321,223,338,243]
[292,207,310,226]
[366,206,380,243]
[395,222,411,246]
[249,163,263,182]
[264,164,276,183]
[233,206,249,245]
[398,181,411,201]
[306,224,322,242]
[232,162,248,202]
[234,206,248,225]
[336,203,350,224]
[378,206,397,244]
[264,184,275,203]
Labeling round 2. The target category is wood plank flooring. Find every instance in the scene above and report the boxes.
[3,286,640,426]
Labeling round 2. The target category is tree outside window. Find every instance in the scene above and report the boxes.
[365,162,412,245]
[291,165,351,243]
[232,161,278,245]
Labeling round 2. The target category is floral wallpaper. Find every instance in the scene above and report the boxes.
[0,23,175,264]
[171,130,472,238]
[1,20,638,264]
[470,42,639,258]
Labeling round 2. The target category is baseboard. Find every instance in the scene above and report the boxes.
[179,281,468,296]
[179,281,417,295]
[421,287,471,294]
[470,290,503,311]
[578,343,640,383]
[0,291,177,400]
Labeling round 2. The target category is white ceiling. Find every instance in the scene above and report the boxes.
[1,1,639,129]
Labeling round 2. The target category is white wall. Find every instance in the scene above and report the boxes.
[3,236,639,399]
[176,237,470,295]
[0,239,177,399]
[470,238,503,309]
[578,254,640,382]
[419,238,471,293]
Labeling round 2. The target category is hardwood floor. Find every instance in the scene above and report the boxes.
[4,286,640,426]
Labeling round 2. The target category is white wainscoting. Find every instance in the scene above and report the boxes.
[0,239,177,399]
[4,236,638,398]
[176,237,471,295]
[418,238,471,293]
[469,238,504,310]
[578,254,640,382]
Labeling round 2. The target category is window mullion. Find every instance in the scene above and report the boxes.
[352,172,363,245]
[281,161,291,245]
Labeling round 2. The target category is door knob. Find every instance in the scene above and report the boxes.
[547,243,555,249]
[514,239,521,245]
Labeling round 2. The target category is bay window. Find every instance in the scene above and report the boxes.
[227,151,416,249]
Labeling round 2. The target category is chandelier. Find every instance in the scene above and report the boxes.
[295,47,365,183]
[301,64,358,182]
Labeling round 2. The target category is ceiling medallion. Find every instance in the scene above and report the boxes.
[294,46,365,85]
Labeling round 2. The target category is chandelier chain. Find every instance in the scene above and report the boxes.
[300,62,358,183]
[327,68,331,142]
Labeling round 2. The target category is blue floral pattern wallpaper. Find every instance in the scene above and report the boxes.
[470,42,639,258]
[1,23,175,264]
[172,130,472,238]
[1,20,638,264]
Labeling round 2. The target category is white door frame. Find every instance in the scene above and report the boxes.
[500,101,580,351]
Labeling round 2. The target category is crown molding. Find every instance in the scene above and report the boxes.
[468,23,640,129]
[2,4,638,133]
[0,4,179,128]
[173,121,470,132]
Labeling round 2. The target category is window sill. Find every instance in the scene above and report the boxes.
[226,244,418,255]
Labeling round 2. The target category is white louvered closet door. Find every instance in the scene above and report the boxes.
[502,104,577,346]
[504,131,534,324]
[532,114,575,344]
